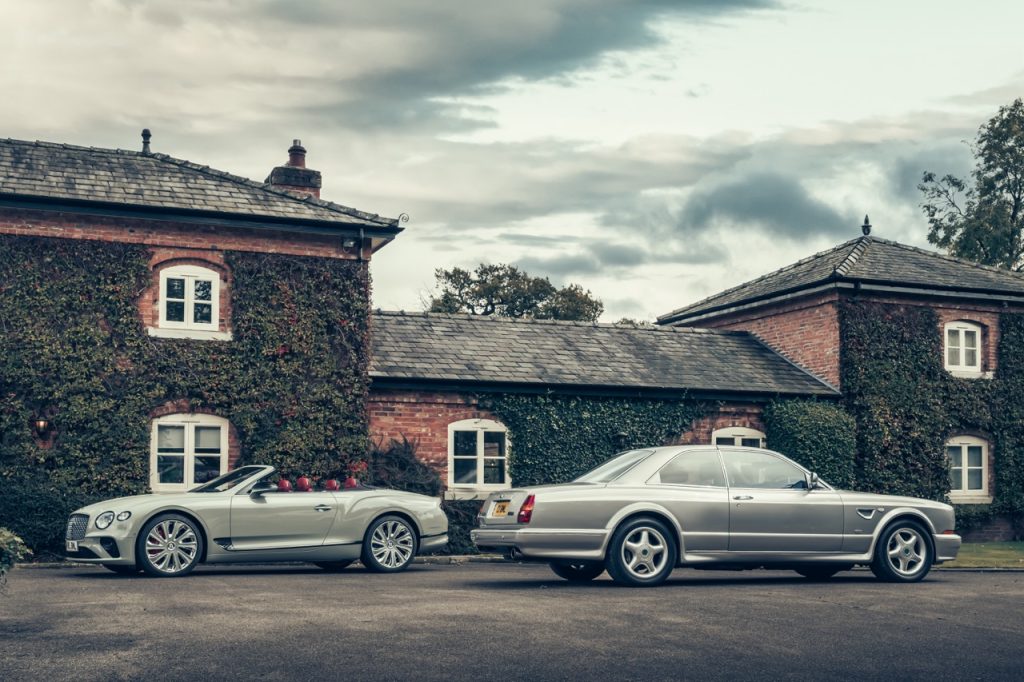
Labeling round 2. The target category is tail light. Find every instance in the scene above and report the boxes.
[517,495,535,524]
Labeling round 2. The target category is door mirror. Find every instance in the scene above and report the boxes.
[804,472,820,490]
[249,482,277,497]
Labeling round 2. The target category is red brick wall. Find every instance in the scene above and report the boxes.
[675,404,766,445]
[961,516,1017,543]
[688,292,841,388]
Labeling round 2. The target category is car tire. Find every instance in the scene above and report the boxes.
[135,513,204,578]
[605,516,677,587]
[794,564,852,580]
[314,561,354,572]
[102,563,141,575]
[549,560,605,582]
[870,520,933,583]
[361,515,417,573]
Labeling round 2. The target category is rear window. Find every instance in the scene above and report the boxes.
[575,450,654,483]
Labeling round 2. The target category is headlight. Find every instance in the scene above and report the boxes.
[95,512,115,529]
[116,511,132,522]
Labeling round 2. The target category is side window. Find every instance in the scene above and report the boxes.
[944,321,983,376]
[150,413,229,493]
[148,264,231,341]
[722,449,806,489]
[652,450,725,487]
[712,427,766,448]
[448,418,509,497]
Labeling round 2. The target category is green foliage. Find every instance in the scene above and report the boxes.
[840,300,1024,537]
[441,500,481,555]
[920,98,1024,271]
[0,235,372,554]
[0,527,30,591]
[428,263,604,321]
[365,436,442,497]
[484,394,707,485]
[764,400,856,488]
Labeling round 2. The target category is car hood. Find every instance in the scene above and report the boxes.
[73,492,212,516]
[836,490,953,511]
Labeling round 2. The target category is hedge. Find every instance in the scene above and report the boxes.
[764,399,856,488]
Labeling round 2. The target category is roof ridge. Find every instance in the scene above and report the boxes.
[658,236,863,321]
[832,235,871,277]
[867,237,1024,282]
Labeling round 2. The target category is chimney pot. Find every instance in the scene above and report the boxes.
[141,128,152,154]
[287,139,307,168]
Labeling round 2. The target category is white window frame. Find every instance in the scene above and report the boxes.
[946,435,992,504]
[711,427,766,449]
[150,413,230,493]
[944,321,986,378]
[446,418,510,500]
[148,265,231,341]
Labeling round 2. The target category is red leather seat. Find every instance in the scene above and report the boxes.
[323,479,340,491]
[295,476,313,492]
[277,479,292,492]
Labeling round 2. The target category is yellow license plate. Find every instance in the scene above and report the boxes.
[491,501,510,517]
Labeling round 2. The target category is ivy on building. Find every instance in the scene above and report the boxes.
[0,235,371,554]
[763,399,856,488]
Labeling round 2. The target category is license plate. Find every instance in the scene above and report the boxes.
[66,540,78,552]
[491,501,510,517]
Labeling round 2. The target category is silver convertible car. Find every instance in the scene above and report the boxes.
[65,465,448,577]
[471,446,961,586]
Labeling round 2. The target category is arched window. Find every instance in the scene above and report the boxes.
[944,321,983,377]
[712,426,766,448]
[149,264,230,340]
[946,435,992,503]
[150,413,230,493]
[448,418,509,496]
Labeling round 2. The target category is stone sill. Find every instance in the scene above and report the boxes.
[147,326,232,342]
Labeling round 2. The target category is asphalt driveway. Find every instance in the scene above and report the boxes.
[1,563,1022,681]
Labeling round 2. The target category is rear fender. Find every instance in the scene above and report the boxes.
[600,503,684,555]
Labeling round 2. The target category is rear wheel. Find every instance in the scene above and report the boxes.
[871,521,932,583]
[549,560,605,582]
[361,515,417,573]
[605,517,677,587]
[102,563,141,575]
[794,564,852,580]
[136,514,204,578]
[315,561,354,572]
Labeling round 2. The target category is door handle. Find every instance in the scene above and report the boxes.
[314,505,332,512]
[732,495,753,501]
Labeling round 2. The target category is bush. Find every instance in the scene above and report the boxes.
[764,400,856,488]
[0,478,99,558]
[364,436,442,497]
[0,527,29,591]
[441,500,482,555]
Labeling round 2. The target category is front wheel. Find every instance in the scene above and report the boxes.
[549,560,605,582]
[361,515,417,573]
[870,521,933,582]
[605,517,677,587]
[136,514,204,578]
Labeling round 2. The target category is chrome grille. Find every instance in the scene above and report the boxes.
[66,514,89,541]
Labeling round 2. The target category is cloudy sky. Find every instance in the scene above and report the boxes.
[3,0,1022,320]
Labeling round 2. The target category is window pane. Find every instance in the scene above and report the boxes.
[483,458,506,484]
[964,330,977,349]
[965,349,978,367]
[166,301,185,322]
[193,456,222,484]
[947,329,960,349]
[194,426,221,454]
[157,455,184,484]
[658,450,725,486]
[740,438,762,448]
[453,431,477,457]
[453,458,477,484]
[483,431,505,457]
[950,467,962,490]
[723,449,805,489]
[157,425,185,453]
[715,437,734,446]
[193,303,212,324]
[967,469,983,490]
[166,278,185,300]
[194,279,213,302]
[947,446,962,467]
[967,446,983,467]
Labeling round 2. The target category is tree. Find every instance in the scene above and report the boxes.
[919,98,1024,271]
[428,263,604,322]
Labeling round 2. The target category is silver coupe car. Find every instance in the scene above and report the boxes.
[65,465,448,577]
[471,446,961,586]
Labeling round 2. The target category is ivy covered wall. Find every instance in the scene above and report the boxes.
[0,235,371,553]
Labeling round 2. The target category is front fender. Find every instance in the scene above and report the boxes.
[866,508,937,557]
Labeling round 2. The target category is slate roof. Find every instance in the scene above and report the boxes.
[659,236,1024,324]
[0,138,398,229]
[369,311,838,397]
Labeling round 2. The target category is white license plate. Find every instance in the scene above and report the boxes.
[66,540,78,552]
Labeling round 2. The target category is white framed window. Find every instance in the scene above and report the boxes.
[447,418,509,499]
[148,265,230,341]
[944,321,984,377]
[712,427,766,449]
[150,413,229,493]
[946,435,992,504]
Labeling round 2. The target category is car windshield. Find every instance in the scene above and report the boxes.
[574,450,655,483]
[190,466,266,493]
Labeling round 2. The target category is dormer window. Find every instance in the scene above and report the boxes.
[148,264,231,341]
[944,321,983,377]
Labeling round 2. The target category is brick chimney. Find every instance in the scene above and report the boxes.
[265,139,322,198]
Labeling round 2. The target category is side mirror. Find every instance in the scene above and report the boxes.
[804,472,820,490]
[250,482,277,497]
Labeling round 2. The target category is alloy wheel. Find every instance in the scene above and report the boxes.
[620,526,669,579]
[885,527,927,577]
[144,518,199,575]
[369,519,415,570]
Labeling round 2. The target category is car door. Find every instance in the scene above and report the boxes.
[646,448,729,552]
[229,488,338,551]
[721,448,844,552]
